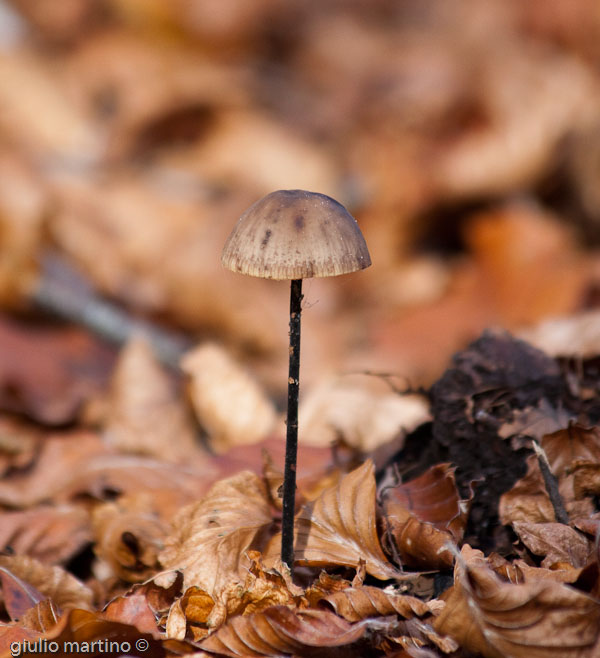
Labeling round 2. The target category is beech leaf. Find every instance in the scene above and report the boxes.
[265,460,399,580]
[159,471,273,597]
[199,605,377,657]
[319,585,433,622]
[434,545,600,658]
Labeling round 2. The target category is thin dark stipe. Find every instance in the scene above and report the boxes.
[281,278,303,574]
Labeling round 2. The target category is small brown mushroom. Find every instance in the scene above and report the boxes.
[221,189,371,574]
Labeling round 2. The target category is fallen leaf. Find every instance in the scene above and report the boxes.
[571,459,600,499]
[104,337,198,462]
[0,565,45,620]
[0,315,113,425]
[0,505,92,565]
[298,374,429,451]
[318,585,433,622]
[92,495,167,582]
[159,471,273,597]
[103,593,162,636]
[381,463,468,569]
[512,522,591,569]
[0,430,217,512]
[499,454,559,525]
[0,555,94,613]
[542,425,600,477]
[434,545,600,658]
[199,605,379,658]
[265,460,399,580]
[182,343,277,453]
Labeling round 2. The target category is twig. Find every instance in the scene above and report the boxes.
[531,439,569,524]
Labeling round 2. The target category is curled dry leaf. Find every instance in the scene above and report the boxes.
[199,605,377,658]
[92,495,167,582]
[159,471,273,598]
[265,460,399,580]
[434,545,600,658]
[104,337,198,463]
[0,505,91,565]
[182,343,277,453]
[381,463,468,570]
[0,555,94,613]
[512,521,591,569]
[319,585,433,623]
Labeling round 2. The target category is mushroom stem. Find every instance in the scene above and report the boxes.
[281,278,303,573]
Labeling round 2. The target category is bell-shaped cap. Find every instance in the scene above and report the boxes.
[221,189,371,280]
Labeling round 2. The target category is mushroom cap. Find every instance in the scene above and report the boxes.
[221,189,371,280]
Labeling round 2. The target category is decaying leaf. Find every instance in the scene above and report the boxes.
[199,605,382,658]
[0,505,91,565]
[182,343,277,453]
[298,374,429,451]
[499,453,557,525]
[92,494,167,582]
[104,336,198,462]
[318,585,434,622]
[265,460,399,580]
[0,430,216,512]
[159,471,273,598]
[0,555,94,613]
[381,463,468,569]
[542,425,600,477]
[434,545,600,658]
[103,593,162,637]
[512,521,591,569]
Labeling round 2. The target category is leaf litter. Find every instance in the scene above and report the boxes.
[2,2,600,657]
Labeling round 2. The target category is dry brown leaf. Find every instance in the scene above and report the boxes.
[0,555,94,612]
[265,460,399,580]
[0,430,217,512]
[92,495,167,582]
[462,204,588,327]
[0,317,113,426]
[0,505,91,565]
[571,460,600,499]
[104,337,198,462]
[381,464,468,569]
[319,585,433,622]
[434,545,600,658]
[499,453,560,525]
[542,425,600,477]
[199,605,379,658]
[298,375,429,451]
[433,46,599,200]
[103,593,162,636]
[0,49,101,163]
[500,451,595,526]
[159,471,273,598]
[182,343,277,452]
[512,521,591,569]
[181,109,339,198]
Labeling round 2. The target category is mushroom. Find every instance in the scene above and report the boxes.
[221,189,371,573]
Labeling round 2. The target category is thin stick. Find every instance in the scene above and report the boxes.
[281,279,302,573]
[532,439,569,524]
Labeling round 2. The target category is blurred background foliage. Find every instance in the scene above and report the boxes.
[0,0,600,401]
